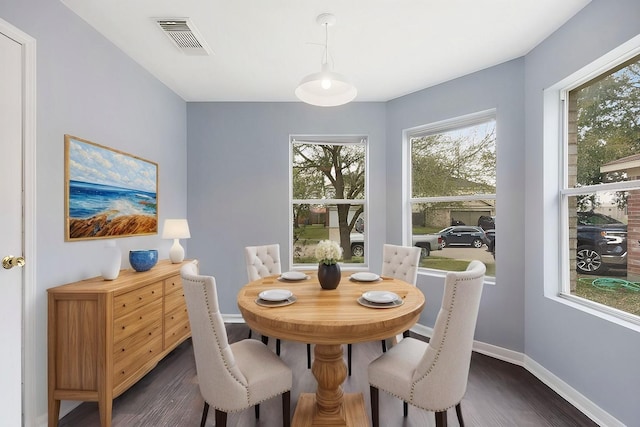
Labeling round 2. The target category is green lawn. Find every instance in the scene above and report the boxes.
[420,255,496,277]
[294,224,329,243]
[575,275,640,316]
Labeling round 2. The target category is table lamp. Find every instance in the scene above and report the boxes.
[162,219,191,263]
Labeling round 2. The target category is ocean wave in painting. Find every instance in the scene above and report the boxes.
[68,180,157,238]
[69,180,156,219]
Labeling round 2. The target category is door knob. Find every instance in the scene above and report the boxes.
[2,256,25,270]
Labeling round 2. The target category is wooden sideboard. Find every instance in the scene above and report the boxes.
[47,260,191,427]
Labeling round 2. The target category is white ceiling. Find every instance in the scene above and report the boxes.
[61,0,591,103]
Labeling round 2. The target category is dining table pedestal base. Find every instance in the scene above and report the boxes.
[292,343,369,426]
[292,393,368,427]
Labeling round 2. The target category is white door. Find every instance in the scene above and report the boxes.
[0,30,25,426]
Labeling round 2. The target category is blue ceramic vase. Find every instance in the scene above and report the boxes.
[129,249,158,272]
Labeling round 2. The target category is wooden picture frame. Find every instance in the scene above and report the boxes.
[64,134,158,241]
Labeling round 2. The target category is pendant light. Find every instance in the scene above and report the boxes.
[295,13,357,107]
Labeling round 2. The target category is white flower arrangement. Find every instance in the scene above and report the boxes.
[315,240,343,265]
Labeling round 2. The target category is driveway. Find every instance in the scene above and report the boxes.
[439,246,495,264]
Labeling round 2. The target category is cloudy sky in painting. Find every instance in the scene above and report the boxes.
[67,138,157,192]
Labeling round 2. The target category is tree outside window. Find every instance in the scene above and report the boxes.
[291,137,366,266]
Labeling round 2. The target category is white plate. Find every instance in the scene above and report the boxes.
[357,296,404,309]
[350,272,380,282]
[362,290,399,304]
[280,271,308,281]
[258,289,293,301]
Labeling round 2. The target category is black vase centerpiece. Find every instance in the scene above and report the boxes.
[315,240,344,290]
[318,262,341,290]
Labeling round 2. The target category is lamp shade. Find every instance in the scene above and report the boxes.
[162,219,190,263]
[162,219,191,239]
[295,68,357,107]
[295,13,357,107]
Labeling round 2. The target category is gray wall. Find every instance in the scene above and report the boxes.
[385,59,526,352]
[0,0,188,422]
[524,1,640,425]
[186,102,386,312]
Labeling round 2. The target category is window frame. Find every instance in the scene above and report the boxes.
[548,34,640,327]
[289,134,369,270]
[403,109,497,278]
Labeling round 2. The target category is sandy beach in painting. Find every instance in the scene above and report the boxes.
[69,213,157,239]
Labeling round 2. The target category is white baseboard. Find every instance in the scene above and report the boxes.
[524,356,624,427]
[223,313,246,323]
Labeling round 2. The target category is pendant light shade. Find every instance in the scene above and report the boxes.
[295,13,357,107]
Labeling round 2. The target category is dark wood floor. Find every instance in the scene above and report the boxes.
[59,324,598,427]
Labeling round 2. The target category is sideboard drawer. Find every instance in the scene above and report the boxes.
[113,281,162,319]
[113,297,162,344]
[113,334,163,388]
[164,305,190,349]
[164,274,182,296]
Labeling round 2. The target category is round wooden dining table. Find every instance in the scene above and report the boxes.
[237,271,425,427]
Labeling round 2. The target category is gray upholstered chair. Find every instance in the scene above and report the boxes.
[367,260,486,427]
[347,244,421,375]
[244,244,312,367]
[181,261,292,427]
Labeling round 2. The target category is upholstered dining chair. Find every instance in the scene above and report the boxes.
[244,244,312,367]
[244,244,282,350]
[367,260,486,427]
[181,261,292,427]
[347,244,421,376]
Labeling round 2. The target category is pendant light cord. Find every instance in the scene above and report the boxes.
[323,22,329,66]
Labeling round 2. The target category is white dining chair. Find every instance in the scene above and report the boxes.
[244,244,312,367]
[367,260,486,427]
[244,244,282,349]
[347,244,421,376]
[181,260,292,427]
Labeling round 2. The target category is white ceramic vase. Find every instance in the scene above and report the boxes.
[101,240,122,280]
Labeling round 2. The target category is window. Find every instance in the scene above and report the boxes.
[562,53,640,321]
[290,135,367,267]
[405,110,496,276]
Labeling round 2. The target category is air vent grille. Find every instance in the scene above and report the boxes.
[156,19,212,55]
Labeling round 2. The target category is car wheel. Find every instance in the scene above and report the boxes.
[351,243,364,257]
[576,246,605,274]
[440,239,447,249]
[472,238,484,248]
[417,245,429,258]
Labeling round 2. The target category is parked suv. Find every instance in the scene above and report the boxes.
[576,211,627,275]
[438,226,487,248]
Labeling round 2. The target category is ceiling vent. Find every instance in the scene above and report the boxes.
[156,18,212,55]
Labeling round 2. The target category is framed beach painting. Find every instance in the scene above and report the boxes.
[64,134,158,241]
